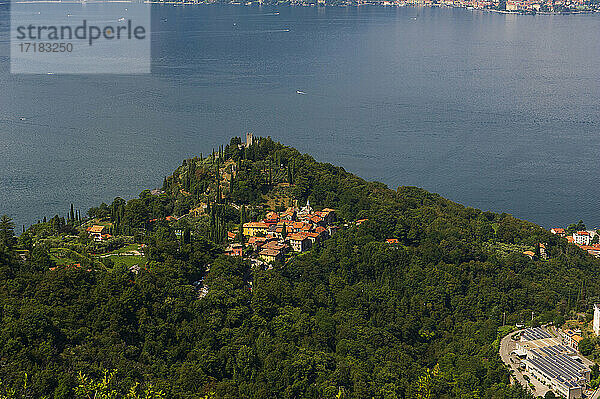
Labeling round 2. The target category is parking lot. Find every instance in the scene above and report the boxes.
[499,329,550,397]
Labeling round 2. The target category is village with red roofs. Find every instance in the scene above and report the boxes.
[550,227,600,257]
[224,200,341,264]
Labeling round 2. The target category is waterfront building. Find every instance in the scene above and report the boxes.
[573,231,591,246]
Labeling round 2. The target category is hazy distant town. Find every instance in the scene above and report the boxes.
[151,0,600,15]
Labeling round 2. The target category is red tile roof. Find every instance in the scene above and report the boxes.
[88,225,105,233]
[259,249,281,257]
[265,211,279,220]
[288,233,309,241]
[244,222,269,228]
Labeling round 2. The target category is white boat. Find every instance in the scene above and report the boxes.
[296,90,305,95]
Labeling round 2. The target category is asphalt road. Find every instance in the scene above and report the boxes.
[498,329,550,397]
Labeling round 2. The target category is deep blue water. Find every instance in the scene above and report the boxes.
[0,4,599,229]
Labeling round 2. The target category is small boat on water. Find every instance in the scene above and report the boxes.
[296,90,306,95]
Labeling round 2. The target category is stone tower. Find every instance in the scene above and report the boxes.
[245,132,254,148]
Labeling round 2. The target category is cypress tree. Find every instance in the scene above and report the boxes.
[0,215,16,249]
[238,222,244,243]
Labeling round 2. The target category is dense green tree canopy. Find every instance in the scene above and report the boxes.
[0,137,598,398]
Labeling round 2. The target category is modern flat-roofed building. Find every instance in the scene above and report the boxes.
[517,327,590,399]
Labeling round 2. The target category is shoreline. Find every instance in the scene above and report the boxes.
[140,1,600,14]
[10,0,597,14]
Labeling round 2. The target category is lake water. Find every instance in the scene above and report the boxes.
[0,4,599,229]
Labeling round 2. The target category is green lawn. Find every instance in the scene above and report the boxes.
[97,243,145,268]
[109,255,146,268]
[110,243,140,254]
[50,254,76,266]
[49,247,105,269]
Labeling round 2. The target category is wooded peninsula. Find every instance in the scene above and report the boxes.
[0,136,599,399]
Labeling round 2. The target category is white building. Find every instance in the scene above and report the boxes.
[594,304,600,336]
[573,231,591,246]
[298,199,313,216]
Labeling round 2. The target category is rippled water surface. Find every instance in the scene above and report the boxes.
[0,4,599,228]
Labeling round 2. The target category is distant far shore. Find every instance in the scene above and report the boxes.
[9,1,599,15]
[140,1,600,15]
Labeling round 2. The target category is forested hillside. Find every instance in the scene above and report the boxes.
[0,136,598,398]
